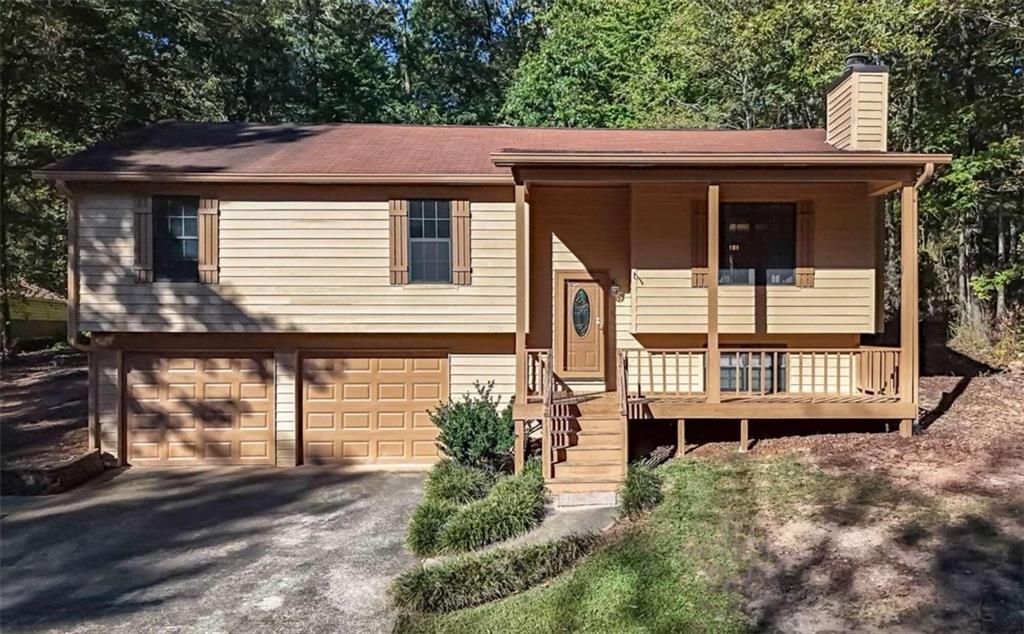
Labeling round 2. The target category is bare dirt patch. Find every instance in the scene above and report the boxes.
[696,371,1024,632]
[1,349,89,470]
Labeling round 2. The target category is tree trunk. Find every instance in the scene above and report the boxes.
[0,85,12,358]
[996,208,1006,320]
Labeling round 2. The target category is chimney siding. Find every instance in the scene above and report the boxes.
[826,70,889,152]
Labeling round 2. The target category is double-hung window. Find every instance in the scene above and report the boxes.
[720,203,796,285]
[153,195,199,282]
[408,199,452,283]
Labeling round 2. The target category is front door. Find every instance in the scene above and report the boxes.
[558,275,605,378]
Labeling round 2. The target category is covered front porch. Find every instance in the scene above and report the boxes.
[500,153,946,481]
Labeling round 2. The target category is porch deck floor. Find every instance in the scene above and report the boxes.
[629,391,901,405]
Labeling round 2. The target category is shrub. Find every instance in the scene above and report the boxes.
[432,382,514,472]
[618,462,664,519]
[438,460,546,553]
[423,460,493,505]
[392,532,600,613]
[406,498,461,557]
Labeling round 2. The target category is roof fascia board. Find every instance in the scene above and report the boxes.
[491,151,953,167]
[34,171,515,185]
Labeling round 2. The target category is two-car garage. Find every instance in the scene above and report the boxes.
[122,351,447,467]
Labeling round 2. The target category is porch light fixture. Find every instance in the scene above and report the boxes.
[610,280,625,303]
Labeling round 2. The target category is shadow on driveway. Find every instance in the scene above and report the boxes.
[1,467,425,632]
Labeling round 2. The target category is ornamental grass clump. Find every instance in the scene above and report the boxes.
[423,459,494,505]
[618,462,664,519]
[406,498,461,556]
[438,460,546,553]
[392,532,600,614]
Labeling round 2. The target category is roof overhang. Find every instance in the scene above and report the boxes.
[491,150,952,168]
[33,170,515,186]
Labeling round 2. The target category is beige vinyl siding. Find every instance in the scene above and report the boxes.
[854,72,888,151]
[630,184,708,334]
[827,71,888,151]
[77,196,515,333]
[449,353,516,404]
[93,349,120,460]
[827,76,855,150]
[275,350,297,466]
[628,184,877,335]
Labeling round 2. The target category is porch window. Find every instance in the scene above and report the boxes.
[720,351,786,393]
[153,195,199,282]
[719,203,796,285]
[408,199,452,283]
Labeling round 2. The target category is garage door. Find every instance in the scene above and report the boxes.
[125,353,275,465]
[302,354,448,464]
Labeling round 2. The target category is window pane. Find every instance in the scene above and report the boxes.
[408,200,453,283]
[182,239,198,260]
[153,195,200,282]
[720,203,795,285]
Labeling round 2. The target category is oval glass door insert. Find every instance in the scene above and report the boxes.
[572,288,591,337]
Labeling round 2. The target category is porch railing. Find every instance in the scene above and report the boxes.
[618,347,901,411]
[525,348,550,402]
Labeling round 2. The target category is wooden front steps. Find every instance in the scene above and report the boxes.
[548,405,626,497]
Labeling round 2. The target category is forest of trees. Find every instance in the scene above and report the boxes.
[1,0,1021,352]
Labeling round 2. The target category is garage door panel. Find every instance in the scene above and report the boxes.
[125,352,275,466]
[302,354,447,465]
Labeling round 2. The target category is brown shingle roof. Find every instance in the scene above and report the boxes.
[40,121,841,177]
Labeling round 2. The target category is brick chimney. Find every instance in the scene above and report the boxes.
[826,53,889,151]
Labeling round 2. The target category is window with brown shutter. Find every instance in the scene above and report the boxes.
[691,199,708,288]
[198,197,220,284]
[452,200,471,285]
[389,199,409,284]
[796,200,815,287]
[133,195,153,283]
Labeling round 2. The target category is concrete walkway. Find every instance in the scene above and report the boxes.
[499,504,618,549]
[1,467,426,633]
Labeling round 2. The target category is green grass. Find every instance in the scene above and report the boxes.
[401,458,760,632]
[401,454,951,632]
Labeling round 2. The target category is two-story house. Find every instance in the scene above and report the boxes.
[38,56,950,503]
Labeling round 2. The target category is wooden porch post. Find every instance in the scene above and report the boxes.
[676,419,687,458]
[899,184,918,438]
[739,418,749,453]
[706,184,721,404]
[515,183,529,402]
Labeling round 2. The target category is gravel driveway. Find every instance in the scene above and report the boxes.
[1,467,425,633]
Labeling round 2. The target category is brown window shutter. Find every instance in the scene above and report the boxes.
[133,195,153,283]
[198,197,220,284]
[389,199,409,284]
[691,199,708,288]
[796,200,815,287]
[452,200,472,285]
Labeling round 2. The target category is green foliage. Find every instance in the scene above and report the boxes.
[392,532,600,614]
[406,497,461,557]
[423,459,495,505]
[619,462,664,519]
[432,382,514,472]
[438,460,547,553]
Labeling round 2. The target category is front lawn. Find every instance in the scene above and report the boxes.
[401,458,762,632]
[400,452,1014,633]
